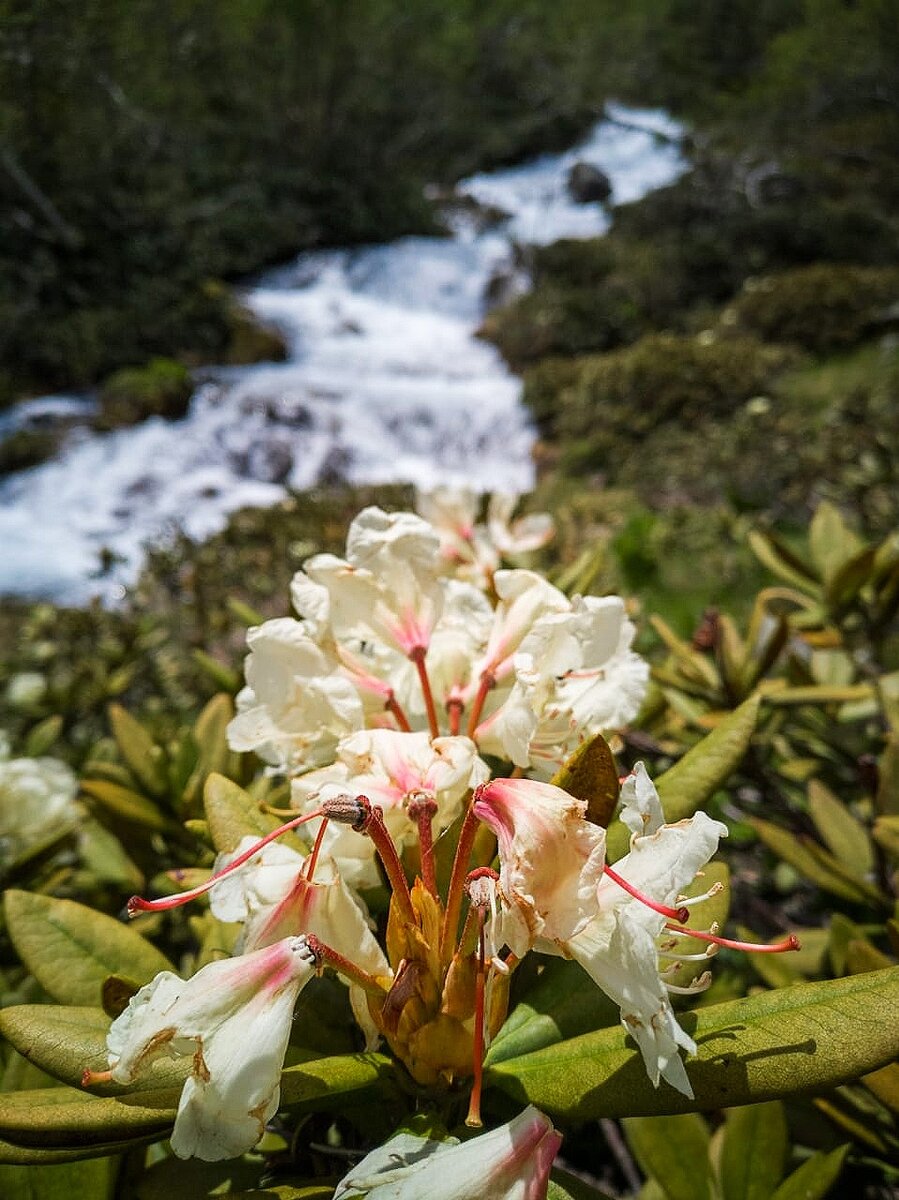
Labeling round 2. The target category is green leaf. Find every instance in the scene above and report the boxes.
[0,1086,173,1148]
[80,778,169,832]
[3,891,173,1006]
[548,1166,617,1199]
[749,819,882,905]
[132,1155,264,1199]
[0,1155,118,1198]
[24,716,64,758]
[623,1114,710,1200]
[770,1146,849,1200]
[607,695,760,860]
[718,1102,786,1200]
[809,502,864,586]
[279,1053,393,1107]
[204,773,282,853]
[551,732,620,828]
[748,532,819,595]
[485,958,619,1067]
[107,704,168,797]
[0,1005,186,1099]
[807,780,875,876]
[486,967,899,1121]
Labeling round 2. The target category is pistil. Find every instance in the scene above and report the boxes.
[664,924,801,953]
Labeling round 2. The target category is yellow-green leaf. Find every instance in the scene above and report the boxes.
[770,1146,848,1200]
[607,695,759,861]
[0,1086,173,1148]
[0,1005,186,1099]
[749,819,882,906]
[107,704,167,797]
[3,892,173,1006]
[748,531,819,596]
[718,1102,786,1200]
[623,1114,710,1200]
[279,1052,393,1107]
[203,773,282,853]
[807,780,875,876]
[486,968,899,1120]
[551,732,620,828]
[0,1154,118,1197]
[79,779,169,832]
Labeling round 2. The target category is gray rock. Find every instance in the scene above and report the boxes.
[566,161,612,205]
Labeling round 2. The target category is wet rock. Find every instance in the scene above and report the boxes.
[316,444,354,486]
[566,161,612,205]
[96,357,194,430]
[244,436,295,484]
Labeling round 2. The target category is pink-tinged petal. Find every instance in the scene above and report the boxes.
[474,778,606,955]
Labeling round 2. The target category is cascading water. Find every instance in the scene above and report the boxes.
[0,105,683,603]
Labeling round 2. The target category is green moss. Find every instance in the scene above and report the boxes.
[723,264,899,355]
[96,358,194,430]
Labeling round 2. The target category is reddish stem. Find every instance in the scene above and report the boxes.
[411,646,440,739]
[305,933,388,996]
[386,692,412,732]
[304,817,330,882]
[466,671,495,739]
[440,803,481,960]
[408,794,438,899]
[603,864,690,924]
[364,803,417,928]
[127,808,324,915]
[447,696,463,737]
[465,909,487,1128]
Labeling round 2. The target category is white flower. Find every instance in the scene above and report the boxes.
[296,508,444,658]
[106,937,318,1160]
[564,765,727,1096]
[226,618,364,770]
[292,730,488,877]
[210,837,391,1049]
[473,778,606,958]
[474,596,648,772]
[0,743,79,862]
[486,493,554,558]
[476,766,727,1097]
[334,1105,561,1200]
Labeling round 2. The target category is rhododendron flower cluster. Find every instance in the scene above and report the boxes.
[92,494,797,1171]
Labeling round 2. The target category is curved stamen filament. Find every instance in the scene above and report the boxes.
[665,971,713,995]
[664,925,801,954]
[410,646,440,739]
[304,817,330,882]
[127,808,325,915]
[675,881,725,907]
[603,864,690,924]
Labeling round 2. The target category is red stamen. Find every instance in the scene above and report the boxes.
[304,817,330,882]
[410,646,440,739]
[466,671,495,739]
[386,692,412,733]
[603,864,690,924]
[665,926,801,954]
[465,907,487,1129]
[126,808,324,916]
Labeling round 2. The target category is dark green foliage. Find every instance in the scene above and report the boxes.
[547,332,793,471]
[724,265,899,356]
[96,358,193,430]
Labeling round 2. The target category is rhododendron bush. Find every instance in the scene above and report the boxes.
[2,496,899,1199]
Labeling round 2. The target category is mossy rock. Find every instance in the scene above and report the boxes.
[224,305,289,366]
[96,358,194,430]
[723,264,899,355]
[0,429,62,476]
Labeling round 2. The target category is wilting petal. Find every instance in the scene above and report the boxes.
[107,937,317,1160]
[334,1105,561,1200]
[474,777,606,957]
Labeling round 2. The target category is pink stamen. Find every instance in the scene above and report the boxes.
[127,809,324,916]
[304,817,330,882]
[603,864,690,924]
[665,926,801,954]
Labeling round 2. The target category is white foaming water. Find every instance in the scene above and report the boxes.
[0,105,683,603]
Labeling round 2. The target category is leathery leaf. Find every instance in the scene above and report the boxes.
[486,967,899,1120]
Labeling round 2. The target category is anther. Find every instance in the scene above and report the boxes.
[665,971,713,995]
[321,793,371,832]
[603,864,690,924]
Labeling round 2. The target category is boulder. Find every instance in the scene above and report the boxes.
[566,161,612,205]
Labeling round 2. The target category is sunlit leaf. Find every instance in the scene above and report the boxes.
[0,1086,174,1148]
[107,704,168,797]
[486,968,899,1120]
[79,778,169,832]
[203,773,282,853]
[3,892,173,1006]
[807,780,874,876]
[551,732,620,828]
[0,1154,118,1198]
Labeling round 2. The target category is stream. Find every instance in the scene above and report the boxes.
[0,104,684,604]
